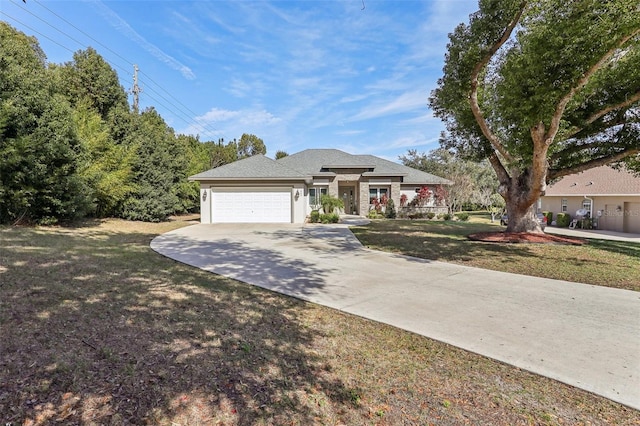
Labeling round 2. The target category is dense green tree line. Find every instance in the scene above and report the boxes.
[0,23,265,224]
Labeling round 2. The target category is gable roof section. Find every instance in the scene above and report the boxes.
[277,149,374,174]
[544,166,640,196]
[358,154,453,185]
[188,154,308,181]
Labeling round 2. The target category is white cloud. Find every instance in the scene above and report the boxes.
[351,91,429,121]
[90,0,196,80]
[181,107,283,140]
[335,129,366,136]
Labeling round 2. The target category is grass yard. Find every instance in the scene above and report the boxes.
[1,218,639,425]
[351,217,640,292]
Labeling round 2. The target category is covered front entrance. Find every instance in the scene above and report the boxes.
[338,185,357,215]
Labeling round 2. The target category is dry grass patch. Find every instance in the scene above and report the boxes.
[1,218,638,424]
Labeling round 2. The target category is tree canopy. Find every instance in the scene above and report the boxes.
[429,0,640,232]
[0,22,268,224]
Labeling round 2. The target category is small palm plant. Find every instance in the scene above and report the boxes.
[320,194,344,214]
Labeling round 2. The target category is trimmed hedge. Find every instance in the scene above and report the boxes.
[455,212,470,221]
[542,211,553,224]
[320,213,340,223]
[556,212,571,227]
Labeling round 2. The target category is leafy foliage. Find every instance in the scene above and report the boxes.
[0,23,269,224]
[274,150,289,159]
[556,213,571,228]
[320,194,344,214]
[429,0,640,232]
[401,149,497,211]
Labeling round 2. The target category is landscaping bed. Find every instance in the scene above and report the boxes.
[468,231,586,245]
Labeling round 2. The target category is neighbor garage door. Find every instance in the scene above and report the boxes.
[211,188,292,223]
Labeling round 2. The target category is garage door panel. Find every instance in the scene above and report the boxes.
[624,203,640,234]
[211,189,291,223]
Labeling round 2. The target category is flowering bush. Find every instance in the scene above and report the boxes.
[410,186,433,207]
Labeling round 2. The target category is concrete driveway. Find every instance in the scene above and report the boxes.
[151,223,640,410]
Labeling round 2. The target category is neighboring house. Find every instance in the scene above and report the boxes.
[189,149,452,224]
[540,165,640,233]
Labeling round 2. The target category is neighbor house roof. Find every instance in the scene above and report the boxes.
[544,165,640,196]
[189,149,452,185]
[188,154,309,181]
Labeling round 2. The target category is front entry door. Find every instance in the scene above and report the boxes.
[339,186,356,215]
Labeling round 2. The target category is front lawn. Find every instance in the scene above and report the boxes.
[350,218,640,291]
[1,218,638,424]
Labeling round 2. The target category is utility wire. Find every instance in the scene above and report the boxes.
[4,0,220,138]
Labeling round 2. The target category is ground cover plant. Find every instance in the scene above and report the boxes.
[351,218,640,292]
[1,218,639,424]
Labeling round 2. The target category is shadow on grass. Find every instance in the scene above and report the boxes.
[587,239,640,257]
[0,224,353,424]
[350,221,536,263]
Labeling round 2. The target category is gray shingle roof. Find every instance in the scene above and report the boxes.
[188,154,308,181]
[278,149,452,184]
[358,154,453,185]
[189,149,452,185]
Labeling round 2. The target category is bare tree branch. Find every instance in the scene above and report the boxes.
[546,28,640,145]
[469,1,527,163]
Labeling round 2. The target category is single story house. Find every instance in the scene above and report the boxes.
[189,149,452,224]
[540,165,640,233]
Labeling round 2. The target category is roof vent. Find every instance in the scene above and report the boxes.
[570,182,577,187]
[586,181,593,186]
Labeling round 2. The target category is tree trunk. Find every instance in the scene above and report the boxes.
[502,170,544,233]
[505,196,542,233]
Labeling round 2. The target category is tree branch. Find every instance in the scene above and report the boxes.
[564,90,640,139]
[548,148,640,181]
[546,28,640,145]
[550,131,638,161]
[469,1,527,163]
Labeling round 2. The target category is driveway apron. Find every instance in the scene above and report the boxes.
[151,223,640,410]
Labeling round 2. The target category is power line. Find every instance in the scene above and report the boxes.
[3,1,220,138]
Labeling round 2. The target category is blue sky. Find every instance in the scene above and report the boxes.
[2,0,478,161]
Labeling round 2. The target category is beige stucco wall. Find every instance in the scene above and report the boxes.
[541,195,640,233]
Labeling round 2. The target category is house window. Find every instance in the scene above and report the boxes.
[309,187,327,206]
[369,187,389,204]
[561,198,568,213]
[582,199,592,217]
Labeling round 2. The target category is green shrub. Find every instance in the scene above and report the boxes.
[385,199,396,219]
[556,212,571,227]
[309,210,320,223]
[320,194,344,214]
[426,212,435,220]
[455,212,470,221]
[368,210,384,219]
[542,211,553,224]
[320,213,339,223]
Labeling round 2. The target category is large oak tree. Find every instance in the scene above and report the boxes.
[429,0,640,232]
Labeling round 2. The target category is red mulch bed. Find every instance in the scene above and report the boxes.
[468,231,586,245]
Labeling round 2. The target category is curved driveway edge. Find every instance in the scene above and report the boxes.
[151,223,640,410]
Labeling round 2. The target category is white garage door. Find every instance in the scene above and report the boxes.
[211,188,292,223]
